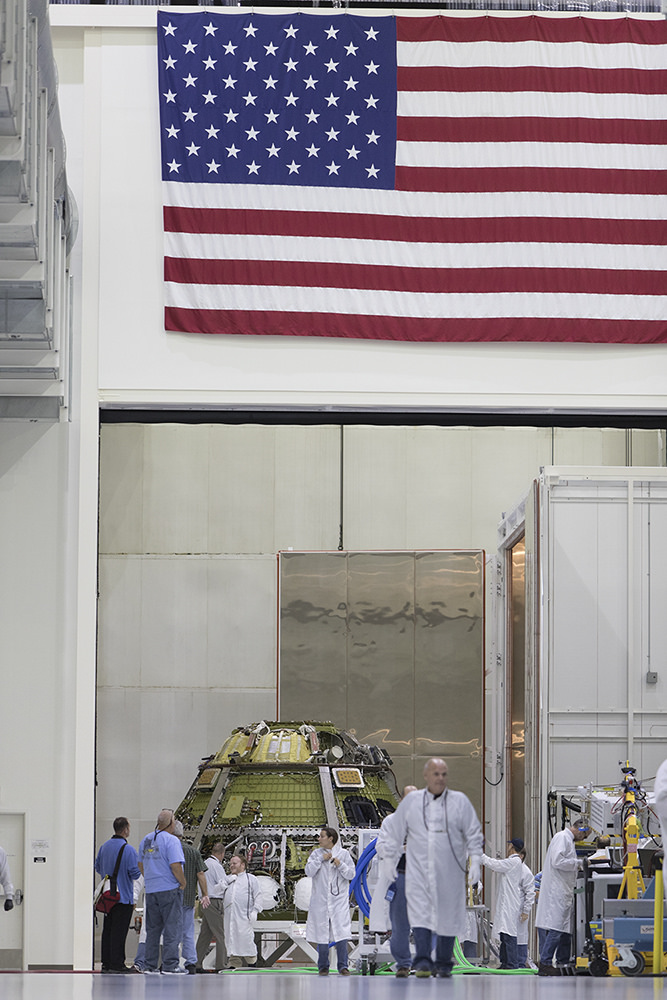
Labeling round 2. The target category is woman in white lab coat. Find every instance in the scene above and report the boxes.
[481,840,525,968]
[305,827,355,975]
[222,853,263,966]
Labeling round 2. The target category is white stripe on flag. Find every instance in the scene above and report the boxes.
[395,141,665,171]
[165,233,665,272]
[163,181,666,222]
[165,283,667,322]
[397,91,667,120]
[397,39,667,70]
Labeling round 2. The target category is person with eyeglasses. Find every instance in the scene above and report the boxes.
[535,819,589,976]
[138,809,186,975]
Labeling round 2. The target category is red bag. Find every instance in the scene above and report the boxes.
[94,841,127,914]
[95,889,120,914]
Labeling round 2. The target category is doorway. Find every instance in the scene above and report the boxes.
[0,813,24,970]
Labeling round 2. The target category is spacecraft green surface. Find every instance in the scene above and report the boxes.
[175,720,399,918]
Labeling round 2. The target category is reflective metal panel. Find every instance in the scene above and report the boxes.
[279,551,484,811]
[414,552,484,807]
[278,552,347,725]
[347,552,415,755]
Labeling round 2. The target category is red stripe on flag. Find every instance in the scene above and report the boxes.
[395,166,667,195]
[396,15,667,46]
[397,116,667,146]
[164,207,665,248]
[398,66,667,95]
[165,258,665,296]
[165,307,667,344]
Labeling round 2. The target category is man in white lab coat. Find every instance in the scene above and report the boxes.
[535,819,589,975]
[383,758,483,978]
[654,759,667,841]
[222,853,263,968]
[305,826,355,975]
[481,838,525,969]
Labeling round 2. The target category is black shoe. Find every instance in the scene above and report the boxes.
[436,970,453,978]
[538,963,557,977]
[185,964,196,975]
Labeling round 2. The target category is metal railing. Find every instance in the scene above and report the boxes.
[48,0,664,11]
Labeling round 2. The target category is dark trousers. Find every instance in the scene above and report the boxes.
[499,932,519,969]
[412,927,455,975]
[389,872,411,969]
[101,902,134,971]
[317,941,349,971]
[540,929,571,966]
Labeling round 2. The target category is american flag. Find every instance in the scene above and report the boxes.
[158,11,667,344]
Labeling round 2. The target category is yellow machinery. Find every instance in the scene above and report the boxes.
[602,763,665,977]
[580,762,666,977]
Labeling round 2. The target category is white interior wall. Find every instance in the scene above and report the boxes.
[50,6,667,414]
[0,422,96,970]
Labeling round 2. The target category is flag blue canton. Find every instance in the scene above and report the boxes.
[157,11,397,190]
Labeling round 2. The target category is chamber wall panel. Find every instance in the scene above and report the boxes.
[139,557,209,689]
[98,425,144,554]
[273,427,341,551]
[208,425,277,554]
[142,424,210,554]
[206,557,277,689]
[97,556,143,688]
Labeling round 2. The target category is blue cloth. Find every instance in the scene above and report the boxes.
[517,943,528,967]
[412,927,455,975]
[157,12,398,192]
[95,836,140,905]
[145,887,183,973]
[138,830,184,893]
[499,931,519,969]
[317,941,349,972]
[389,871,411,969]
[541,929,571,966]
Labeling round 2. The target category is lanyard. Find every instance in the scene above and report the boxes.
[423,789,448,832]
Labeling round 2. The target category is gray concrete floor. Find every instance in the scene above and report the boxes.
[1,969,666,1000]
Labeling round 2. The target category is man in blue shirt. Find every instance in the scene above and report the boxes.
[95,817,141,974]
[138,809,186,975]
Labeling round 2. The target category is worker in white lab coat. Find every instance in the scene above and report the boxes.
[222,853,263,968]
[517,849,536,968]
[535,819,589,975]
[305,826,355,975]
[481,838,525,969]
[382,758,483,978]
[654,759,667,842]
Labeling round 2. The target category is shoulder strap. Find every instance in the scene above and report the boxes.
[109,842,127,893]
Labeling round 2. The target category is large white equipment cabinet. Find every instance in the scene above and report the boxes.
[490,467,667,870]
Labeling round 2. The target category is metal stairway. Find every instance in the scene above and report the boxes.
[0,0,76,420]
